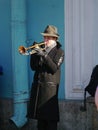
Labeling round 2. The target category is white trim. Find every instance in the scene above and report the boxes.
[65,0,94,99]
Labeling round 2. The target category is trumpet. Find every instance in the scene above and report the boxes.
[18,42,45,55]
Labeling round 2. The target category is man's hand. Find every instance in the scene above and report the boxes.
[34,48,47,57]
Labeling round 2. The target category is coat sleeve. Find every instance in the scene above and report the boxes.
[30,54,40,70]
[44,49,64,74]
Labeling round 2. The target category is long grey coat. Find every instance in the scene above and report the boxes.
[27,42,64,121]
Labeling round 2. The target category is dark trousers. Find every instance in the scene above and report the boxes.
[37,120,57,130]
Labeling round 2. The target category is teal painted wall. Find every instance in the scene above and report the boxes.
[0,0,65,99]
[26,0,65,99]
[0,0,13,98]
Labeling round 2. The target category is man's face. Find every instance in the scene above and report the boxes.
[43,36,57,47]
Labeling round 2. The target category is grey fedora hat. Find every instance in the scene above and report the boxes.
[41,25,59,38]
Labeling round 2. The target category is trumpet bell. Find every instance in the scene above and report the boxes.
[18,46,26,54]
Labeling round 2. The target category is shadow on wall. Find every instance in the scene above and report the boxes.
[0,66,3,75]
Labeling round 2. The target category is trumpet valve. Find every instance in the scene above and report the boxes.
[34,44,40,49]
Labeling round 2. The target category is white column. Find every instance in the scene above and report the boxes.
[65,0,94,99]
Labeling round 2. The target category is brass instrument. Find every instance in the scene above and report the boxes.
[18,42,45,55]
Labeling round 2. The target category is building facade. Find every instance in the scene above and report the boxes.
[0,0,98,129]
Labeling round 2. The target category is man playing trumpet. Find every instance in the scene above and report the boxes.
[27,25,64,130]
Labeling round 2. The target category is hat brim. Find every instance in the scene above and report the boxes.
[41,33,59,38]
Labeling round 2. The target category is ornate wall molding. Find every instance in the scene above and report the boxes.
[65,0,94,99]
